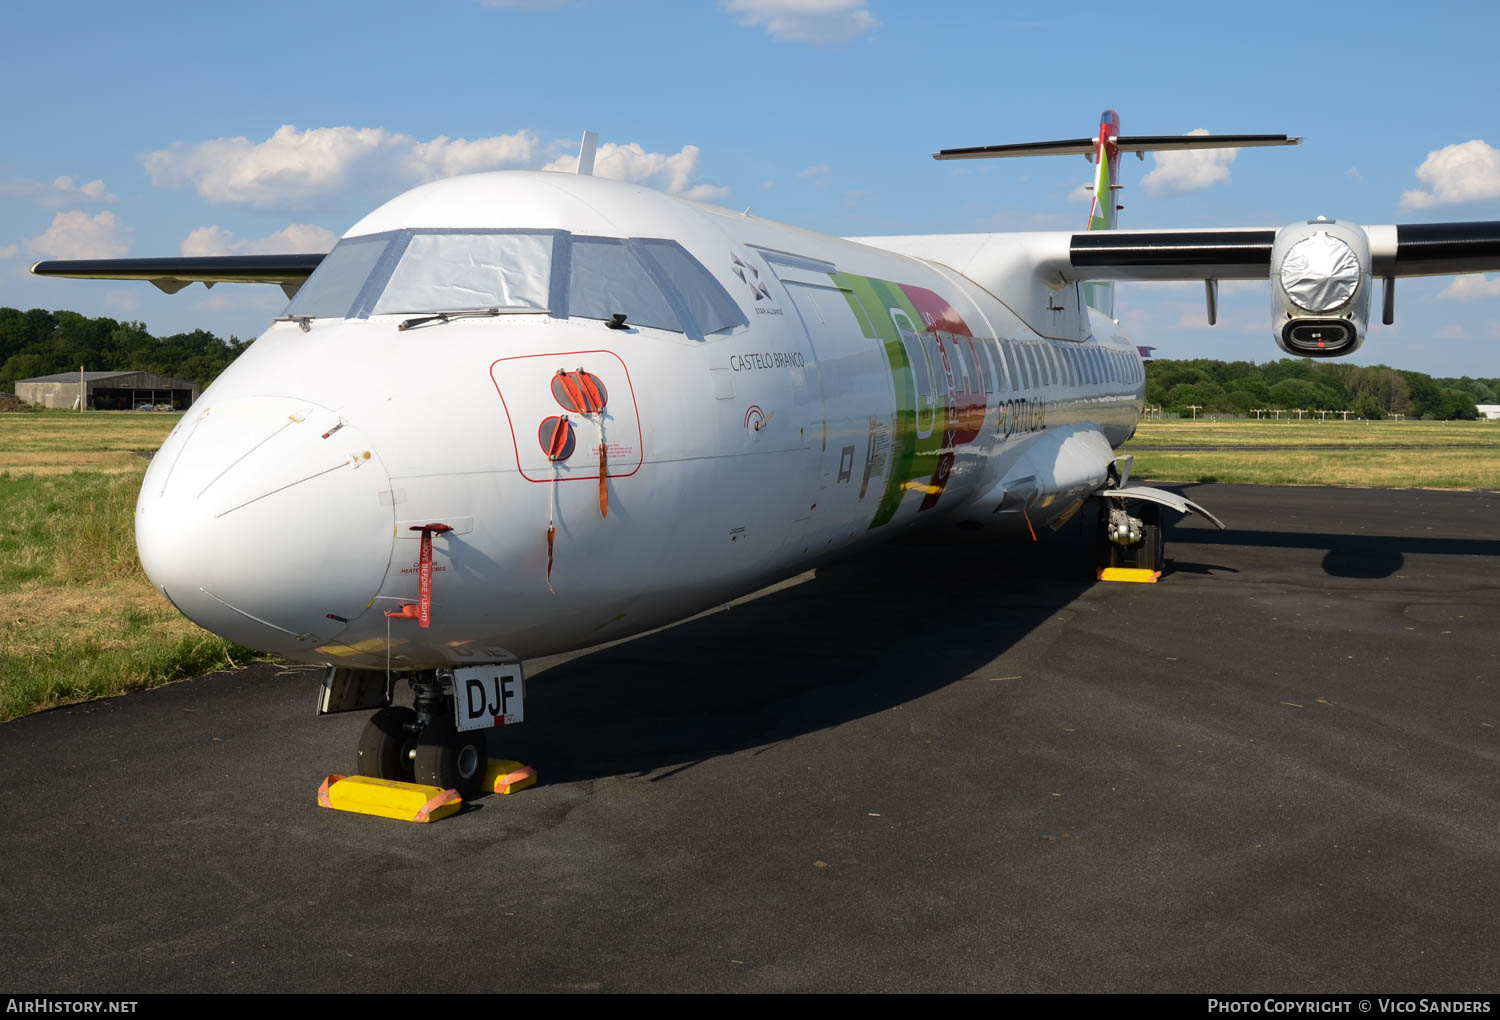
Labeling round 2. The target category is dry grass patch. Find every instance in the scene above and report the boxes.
[1130,447,1500,489]
[1126,419,1500,449]
[0,411,180,461]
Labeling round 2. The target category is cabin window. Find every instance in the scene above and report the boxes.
[283,233,395,319]
[1001,340,1024,390]
[1022,346,1040,390]
[371,232,554,315]
[982,340,1003,392]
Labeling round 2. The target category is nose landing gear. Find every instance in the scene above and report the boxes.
[353,672,489,797]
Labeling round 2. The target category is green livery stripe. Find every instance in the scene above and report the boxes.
[830,271,947,529]
[1089,146,1113,231]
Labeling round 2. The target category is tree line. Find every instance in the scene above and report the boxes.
[1146,357,1494,420]
[1,307,249,395]
[3,306,1494,421]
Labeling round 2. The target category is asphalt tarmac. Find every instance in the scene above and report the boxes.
[2,483,1497,993]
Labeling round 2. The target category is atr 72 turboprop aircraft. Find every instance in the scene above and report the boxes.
[32,114,1500,796]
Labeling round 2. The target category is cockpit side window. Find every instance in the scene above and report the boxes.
[634,239,749,336]
[568,237,683,335]
[282,233,396,319]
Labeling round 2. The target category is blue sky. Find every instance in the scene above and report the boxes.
[3,0,1498,377]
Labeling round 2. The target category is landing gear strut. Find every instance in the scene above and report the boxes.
[1097,500,1164,573]
[354,672,488,797]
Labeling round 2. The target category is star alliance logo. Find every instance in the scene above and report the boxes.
[731,254,772,302]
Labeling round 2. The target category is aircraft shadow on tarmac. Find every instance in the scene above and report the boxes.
[1166,525,1500,579]
[483,524,1098,785]
[1148,481,1500,580]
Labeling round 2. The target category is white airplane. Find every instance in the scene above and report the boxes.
[32,114,1500,796]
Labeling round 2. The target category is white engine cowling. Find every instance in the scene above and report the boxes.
[1271,219,1370,357]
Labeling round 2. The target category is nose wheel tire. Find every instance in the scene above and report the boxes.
[356,706,418,783]
[414,718,489,798]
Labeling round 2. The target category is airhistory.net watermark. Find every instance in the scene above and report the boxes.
[6,1001,137,1013]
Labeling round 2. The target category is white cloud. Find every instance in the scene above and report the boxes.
[1140,129,1238,196]
[1436,324,1468,339]
[542,141,729,200]
[0,244,18,259]
[143,125,538,210]
[1068,183,1093,204]
[1400,140,1500,209]
[800,164,831,187]
[180,223,338,256]
[196,291,285,312]
[761,178,777,190]
[104,290,141,315]
[724,0,878,44]
[24,210,129,259]
[0,175,117,207]
[1346,166,1361,181]
[1437,274,1500,301]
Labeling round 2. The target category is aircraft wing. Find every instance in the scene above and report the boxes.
[29,254,326,298]
[935,134,1300,160]
[1062,221,1500,282]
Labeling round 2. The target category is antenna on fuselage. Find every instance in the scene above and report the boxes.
[575,130,599,176]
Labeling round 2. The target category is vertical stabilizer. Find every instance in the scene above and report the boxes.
[1083,110,1121,317]
[1087,110,1121,233]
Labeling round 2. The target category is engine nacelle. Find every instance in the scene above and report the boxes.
[1271,219,1370,357]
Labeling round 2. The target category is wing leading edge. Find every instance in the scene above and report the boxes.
[1062,221,1500,281]
[29,254,326,298]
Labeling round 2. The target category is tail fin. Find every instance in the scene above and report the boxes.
[1087,109,1122,234]
[1084,111,1123,315]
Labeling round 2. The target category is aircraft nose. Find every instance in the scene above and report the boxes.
[136,396,395,653]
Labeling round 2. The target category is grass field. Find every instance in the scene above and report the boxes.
[1125,418,1500,448]
[1,410,1496,722]
[1122,419,1500,488]
[0,411,254,721]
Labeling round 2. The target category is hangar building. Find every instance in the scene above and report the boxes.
[14,371,199,411]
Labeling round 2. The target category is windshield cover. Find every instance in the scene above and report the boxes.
[372,232,553,315]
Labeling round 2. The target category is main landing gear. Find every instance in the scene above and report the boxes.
[1097,499,1165,574]
[353,672,489,797]
[1092,482,1226,580]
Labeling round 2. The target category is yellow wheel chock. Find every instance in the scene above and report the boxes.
[1097,567,1162,583]
[316,761,537,821]
[485,760,538,795]
[317,774,463,823]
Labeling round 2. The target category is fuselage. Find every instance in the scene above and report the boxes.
[134,171,1144,671]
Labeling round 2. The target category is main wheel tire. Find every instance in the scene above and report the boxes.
[413,719,489,797]
[356,706,418,782]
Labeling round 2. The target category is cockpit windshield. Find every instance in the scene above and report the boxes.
[372,232,552,315]
[282,228,747,341]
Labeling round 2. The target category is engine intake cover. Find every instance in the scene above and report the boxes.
[1271,219,1370,357]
